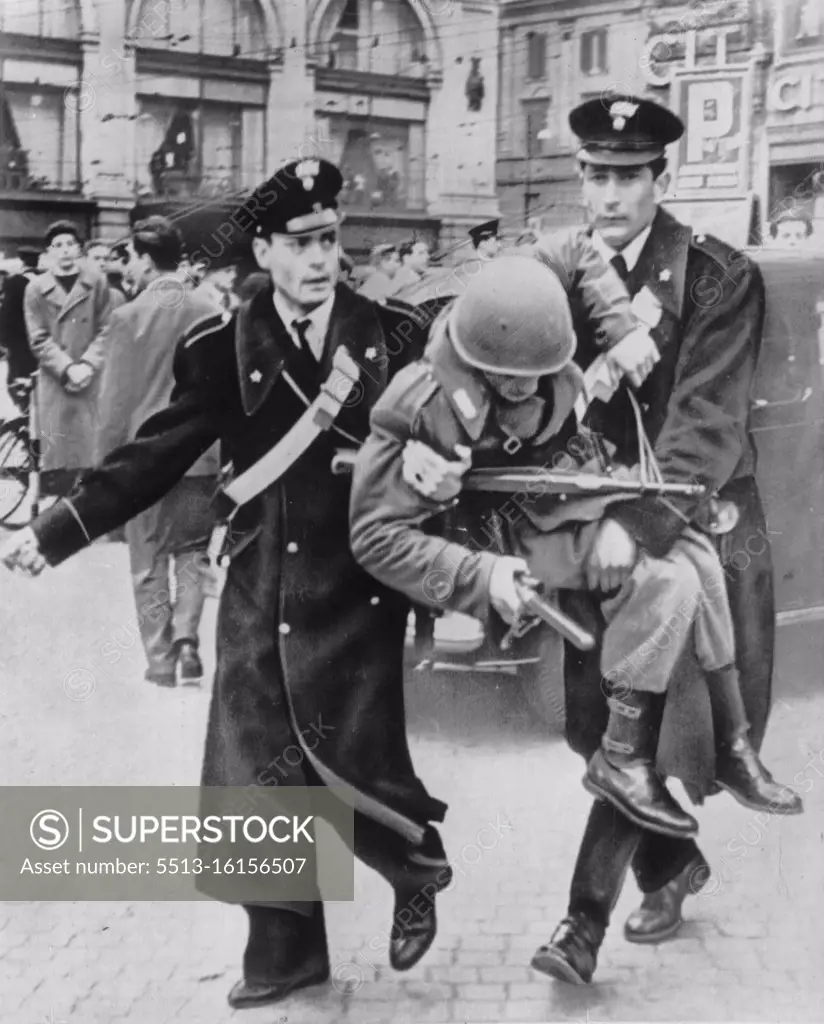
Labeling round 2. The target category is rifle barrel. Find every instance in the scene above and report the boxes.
[464,470,705,498]
[520,591,596,652]
[330,450,705,498]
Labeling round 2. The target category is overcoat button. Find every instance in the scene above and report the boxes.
[286,542,299,553]
[370,596,380,605]
[279,623,291,635]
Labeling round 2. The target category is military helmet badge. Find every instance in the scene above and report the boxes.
[609,100,639,132]
[296,159,321,191]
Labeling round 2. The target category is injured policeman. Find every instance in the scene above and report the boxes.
[349,255,802,840]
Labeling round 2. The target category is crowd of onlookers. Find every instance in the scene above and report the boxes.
[0,217,244,690]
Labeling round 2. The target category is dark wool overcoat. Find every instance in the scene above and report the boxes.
[32,283,447,875]
[562,207,773,800]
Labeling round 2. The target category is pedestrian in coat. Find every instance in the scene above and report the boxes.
[94,216,221,688]
[0,159,450,1011]
[392,238,431,293]
[0,246,41,413]
[24,221,116,496]
[358,244,401,301]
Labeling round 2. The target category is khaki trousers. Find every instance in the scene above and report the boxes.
[516,523,735,694]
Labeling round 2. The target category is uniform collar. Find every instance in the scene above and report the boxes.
[591,223,652,271]
[236,282,378,417]
[628,207,692,317]
[425,316,584,442]
[272,289,335,348]
[589,208,690,318]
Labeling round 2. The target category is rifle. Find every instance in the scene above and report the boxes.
[330,449,706,500]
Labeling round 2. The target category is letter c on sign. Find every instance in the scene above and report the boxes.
[769,75,801,113]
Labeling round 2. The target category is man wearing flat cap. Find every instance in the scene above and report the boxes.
[527,94,777,984]
[24,220,117,496]
[468,219,501,260]
[0,159,449,1008]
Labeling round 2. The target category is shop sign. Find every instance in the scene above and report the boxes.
[768,66,824,124]
[640,1,751,87]
[670,69,749,196]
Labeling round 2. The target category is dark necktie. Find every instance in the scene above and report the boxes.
[292,318,315,363]
[611,253,629,283]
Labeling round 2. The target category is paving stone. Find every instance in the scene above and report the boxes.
[2,546,823,1024]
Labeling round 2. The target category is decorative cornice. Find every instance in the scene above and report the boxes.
[314,68,431,102]
[0,34,81,64]
[134,47,275,83]
[0,191,94,207]
[501,0,643,20]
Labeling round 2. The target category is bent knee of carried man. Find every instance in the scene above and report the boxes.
[633,547,705,624]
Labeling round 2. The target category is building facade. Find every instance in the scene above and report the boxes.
[496,0,651,236]
[0,0,500,259]
[762,0,824,234]
[494,0,808,243]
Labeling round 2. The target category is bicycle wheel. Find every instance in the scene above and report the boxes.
[0,417,33,528]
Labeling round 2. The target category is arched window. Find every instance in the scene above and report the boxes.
[318,0,427,78]
[131,0,268,58]
[0,0,81,37]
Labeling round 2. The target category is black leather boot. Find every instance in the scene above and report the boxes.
[624,849,711,943]
[708,667,803,815]
[584,692,699,838]
[531,798,641,985]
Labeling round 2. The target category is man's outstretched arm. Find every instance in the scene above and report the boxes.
[3,341,221,572]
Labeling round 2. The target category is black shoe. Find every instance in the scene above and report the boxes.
[145,671,176,688]
[531,913,604,985]
[624,850,711,944]
[716,737,804,815]
[389,897,438,972]
[227,967,330,1009]
[706,667,804,816]
[389,858,452,972]
[175,640,203,686]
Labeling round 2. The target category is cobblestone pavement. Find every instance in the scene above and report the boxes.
[1,537,823,1024]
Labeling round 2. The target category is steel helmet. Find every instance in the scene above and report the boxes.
[448,255,576,376]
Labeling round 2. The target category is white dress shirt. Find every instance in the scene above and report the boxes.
[591,224,652,272]
[272,290,335,362]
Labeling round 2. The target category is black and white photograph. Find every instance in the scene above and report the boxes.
[1,0,823,1022]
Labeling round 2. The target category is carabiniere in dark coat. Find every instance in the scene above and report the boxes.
[31,280,448,898]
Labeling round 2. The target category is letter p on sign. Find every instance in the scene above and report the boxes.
[686,81,734,164]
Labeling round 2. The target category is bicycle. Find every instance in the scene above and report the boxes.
[0,375,41,528]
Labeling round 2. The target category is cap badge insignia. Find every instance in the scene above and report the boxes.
[296,159,320,191]
[610,100,639,131]
[249,369,262,383]
[659,268,672,282]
